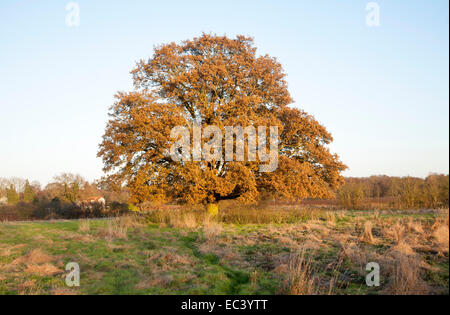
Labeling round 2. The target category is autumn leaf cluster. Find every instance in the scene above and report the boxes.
[98,34,347,205]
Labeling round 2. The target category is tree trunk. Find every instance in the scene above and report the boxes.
[206,203,219,216]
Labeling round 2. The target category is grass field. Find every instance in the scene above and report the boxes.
[0,208,448,295]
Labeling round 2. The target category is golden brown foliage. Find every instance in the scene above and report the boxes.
[98,34,346,205]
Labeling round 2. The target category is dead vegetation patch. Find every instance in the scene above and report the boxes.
[383,221,406,244]
[5,248,62,277]
[201,217,224,239]
[11,249,56,266]
[145,248,195,271]
[135,274,174,290]
[360,220,375,244]
[279,250,317,295]
[198,240,247,268]
[382,253,429,295]
[0,244,27,257]
[24,263,62,276]
[97,217,129,240]
[432,222,449,254]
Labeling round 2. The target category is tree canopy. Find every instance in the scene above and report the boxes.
[98,34,347,205]
[23,180,35,202]
[7,184,19,205]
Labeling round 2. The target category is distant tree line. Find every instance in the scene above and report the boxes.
[336,174,449,209]
[1,173,448,221]
[0,173,130,221]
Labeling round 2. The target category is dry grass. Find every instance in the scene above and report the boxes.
[202,215,223,239]
[11,249,55,266]
[360,220,375,244]
[145,205,328,226]
[219,206,324,224]
[389,239,417,257]
[101,217,129,240]
[250,270,259,289]
[145,248,194,271]
[24,263,62,276]
[78,219,90,233]
[280,250,317,295]
[340,242,376,277]
[97,215,148,240]
[432,222,449,253]
[135,274,174,290]
[0,246,12,257]
[374,210,380,220]
[198,240,245,268]
[324,211,336,224]
[406,218,424,234]
[120,215,146,228]
[384,221,406,244]
[171,213,198,229]
[335,210,347,220]
[6,248,62,278]
[383,254,429,295]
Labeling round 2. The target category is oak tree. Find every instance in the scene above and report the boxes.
[98,34,347,208]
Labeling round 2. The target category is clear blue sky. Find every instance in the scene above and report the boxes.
[0,0,448,185]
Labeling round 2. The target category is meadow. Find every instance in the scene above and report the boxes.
[0,206,448,295]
